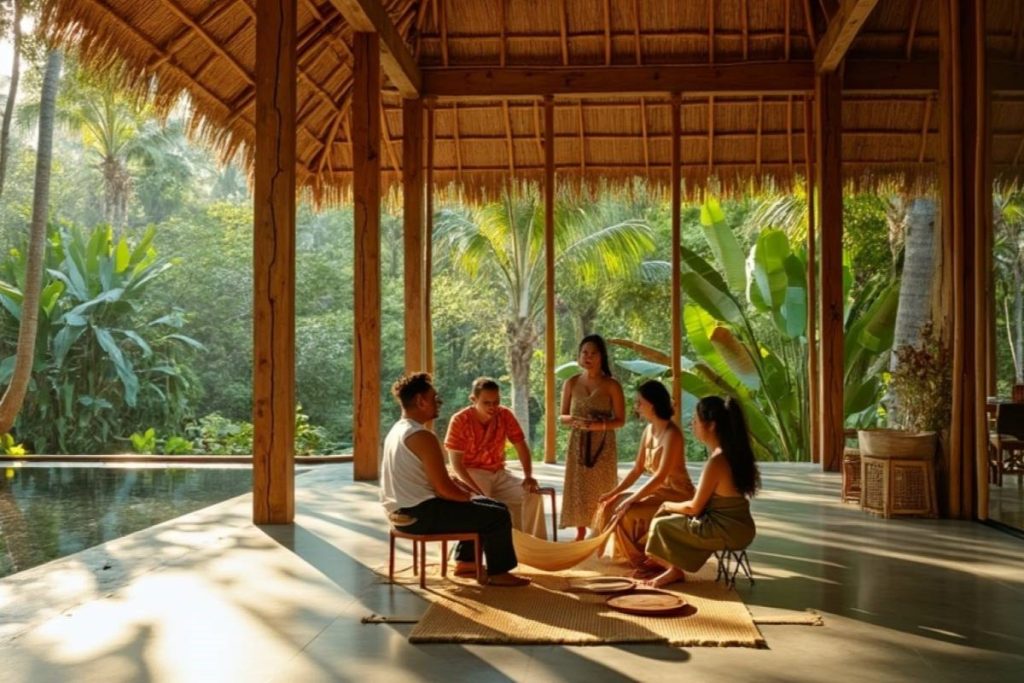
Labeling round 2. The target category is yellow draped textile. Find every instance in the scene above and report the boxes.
[511,527,616,572]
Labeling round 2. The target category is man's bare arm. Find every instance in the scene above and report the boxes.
[447,450,484,494]
[406,432,472,502]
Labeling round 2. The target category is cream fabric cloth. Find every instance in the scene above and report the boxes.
[467,468,548,539]
[511,525,616,572]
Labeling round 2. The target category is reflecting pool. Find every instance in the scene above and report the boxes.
[0,465,253,578]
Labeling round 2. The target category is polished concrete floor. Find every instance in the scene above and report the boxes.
[1,462,1022,683]
[989,475,1024,531]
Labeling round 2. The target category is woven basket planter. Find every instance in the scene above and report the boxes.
[857,429,937,460]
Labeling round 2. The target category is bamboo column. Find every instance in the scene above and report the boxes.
[425,101,436,380]
[803,97,820,465]
[815,71,844,473]
[352,32,382,481]
[937,0,989,519]
[253,0,296,523]
[671,94,683,429]
[402,98,425,373]
[543,96,557,464]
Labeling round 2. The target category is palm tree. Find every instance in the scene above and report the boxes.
[0,50,62,434]
[20,62,150,230]
[435,187,654,436]
[889,197,936,367]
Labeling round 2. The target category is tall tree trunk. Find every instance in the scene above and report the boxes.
[0,0,22,196]
[506,317,536,439]
[891,198,937,361]
[888,197,936,422]
[0,51,63,435]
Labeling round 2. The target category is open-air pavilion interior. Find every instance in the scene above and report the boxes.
[2,0,1024,680]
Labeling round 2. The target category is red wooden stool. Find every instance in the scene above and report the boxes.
[388,528,483,588]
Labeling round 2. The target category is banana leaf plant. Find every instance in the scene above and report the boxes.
[609,198,898,461]
[0,223,204,453]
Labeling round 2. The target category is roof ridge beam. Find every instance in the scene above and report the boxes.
[423,63,815,98]
[421,60,1011,99]
[815,0,880,73]
[328,0,421,96]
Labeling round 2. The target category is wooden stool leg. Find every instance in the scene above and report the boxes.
[419,541,427,589]
[549,490,557,541]
[412,539,418,576]
[389,532,396,583]
[441,540,448,577]
[474,535,483,584]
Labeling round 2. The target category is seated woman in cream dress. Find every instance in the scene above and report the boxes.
[594,380,694,576]
[643,395,761,587]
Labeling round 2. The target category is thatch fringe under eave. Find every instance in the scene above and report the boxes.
[39,0,1023,207]
[42,0,258,180]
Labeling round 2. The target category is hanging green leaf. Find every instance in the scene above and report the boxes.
[700,197,746,293]
[680,272,744,324]
[748,229,790,312]
[708,326,760,389]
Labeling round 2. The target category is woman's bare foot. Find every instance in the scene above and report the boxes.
[484,573,531,587]
[629,564,662,580]
[575,527,587,541]
[641,567,686,588]
[454,561,479,577]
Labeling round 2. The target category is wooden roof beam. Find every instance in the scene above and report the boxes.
[420,60,979,98]
[422,63,815,98]
[815,0,880,73]
[328,0,422,96]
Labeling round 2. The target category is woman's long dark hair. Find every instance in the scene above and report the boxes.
[696,396,761,497]
[579,334,613,377]
[638,379,674,420]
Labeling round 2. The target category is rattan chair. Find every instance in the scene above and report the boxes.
[989,403,1024,487]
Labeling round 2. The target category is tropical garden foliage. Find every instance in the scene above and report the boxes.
[607,198,899,461]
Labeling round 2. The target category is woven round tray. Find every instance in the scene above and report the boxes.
[569,577,637,594]
[606,589,688,615]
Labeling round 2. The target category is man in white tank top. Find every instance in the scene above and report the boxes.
[380,372,530,587]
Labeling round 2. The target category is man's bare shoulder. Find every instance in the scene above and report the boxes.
[405,428,441,454]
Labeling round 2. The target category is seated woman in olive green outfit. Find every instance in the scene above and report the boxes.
[642,395,761,588]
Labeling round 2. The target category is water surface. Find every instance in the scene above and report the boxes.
[0,465,253,578]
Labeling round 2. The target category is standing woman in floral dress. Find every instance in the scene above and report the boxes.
[559,334,625,541]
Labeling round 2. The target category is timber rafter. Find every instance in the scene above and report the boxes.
[816,0,881,73]
[328,0,422,96]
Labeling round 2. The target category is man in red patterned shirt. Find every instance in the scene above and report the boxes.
[445,377,547,542]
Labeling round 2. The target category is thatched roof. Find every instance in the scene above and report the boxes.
[41,1,1024,199]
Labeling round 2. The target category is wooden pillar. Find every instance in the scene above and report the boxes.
[424,101,436,380]
[403,98,425,373]
[815,71,844,473]
[353,32,381,480]
[937,0,989,519]
[543,96,557,465]
[253,0,296,523]
[803,96,820,465]
[670,94,683,430]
